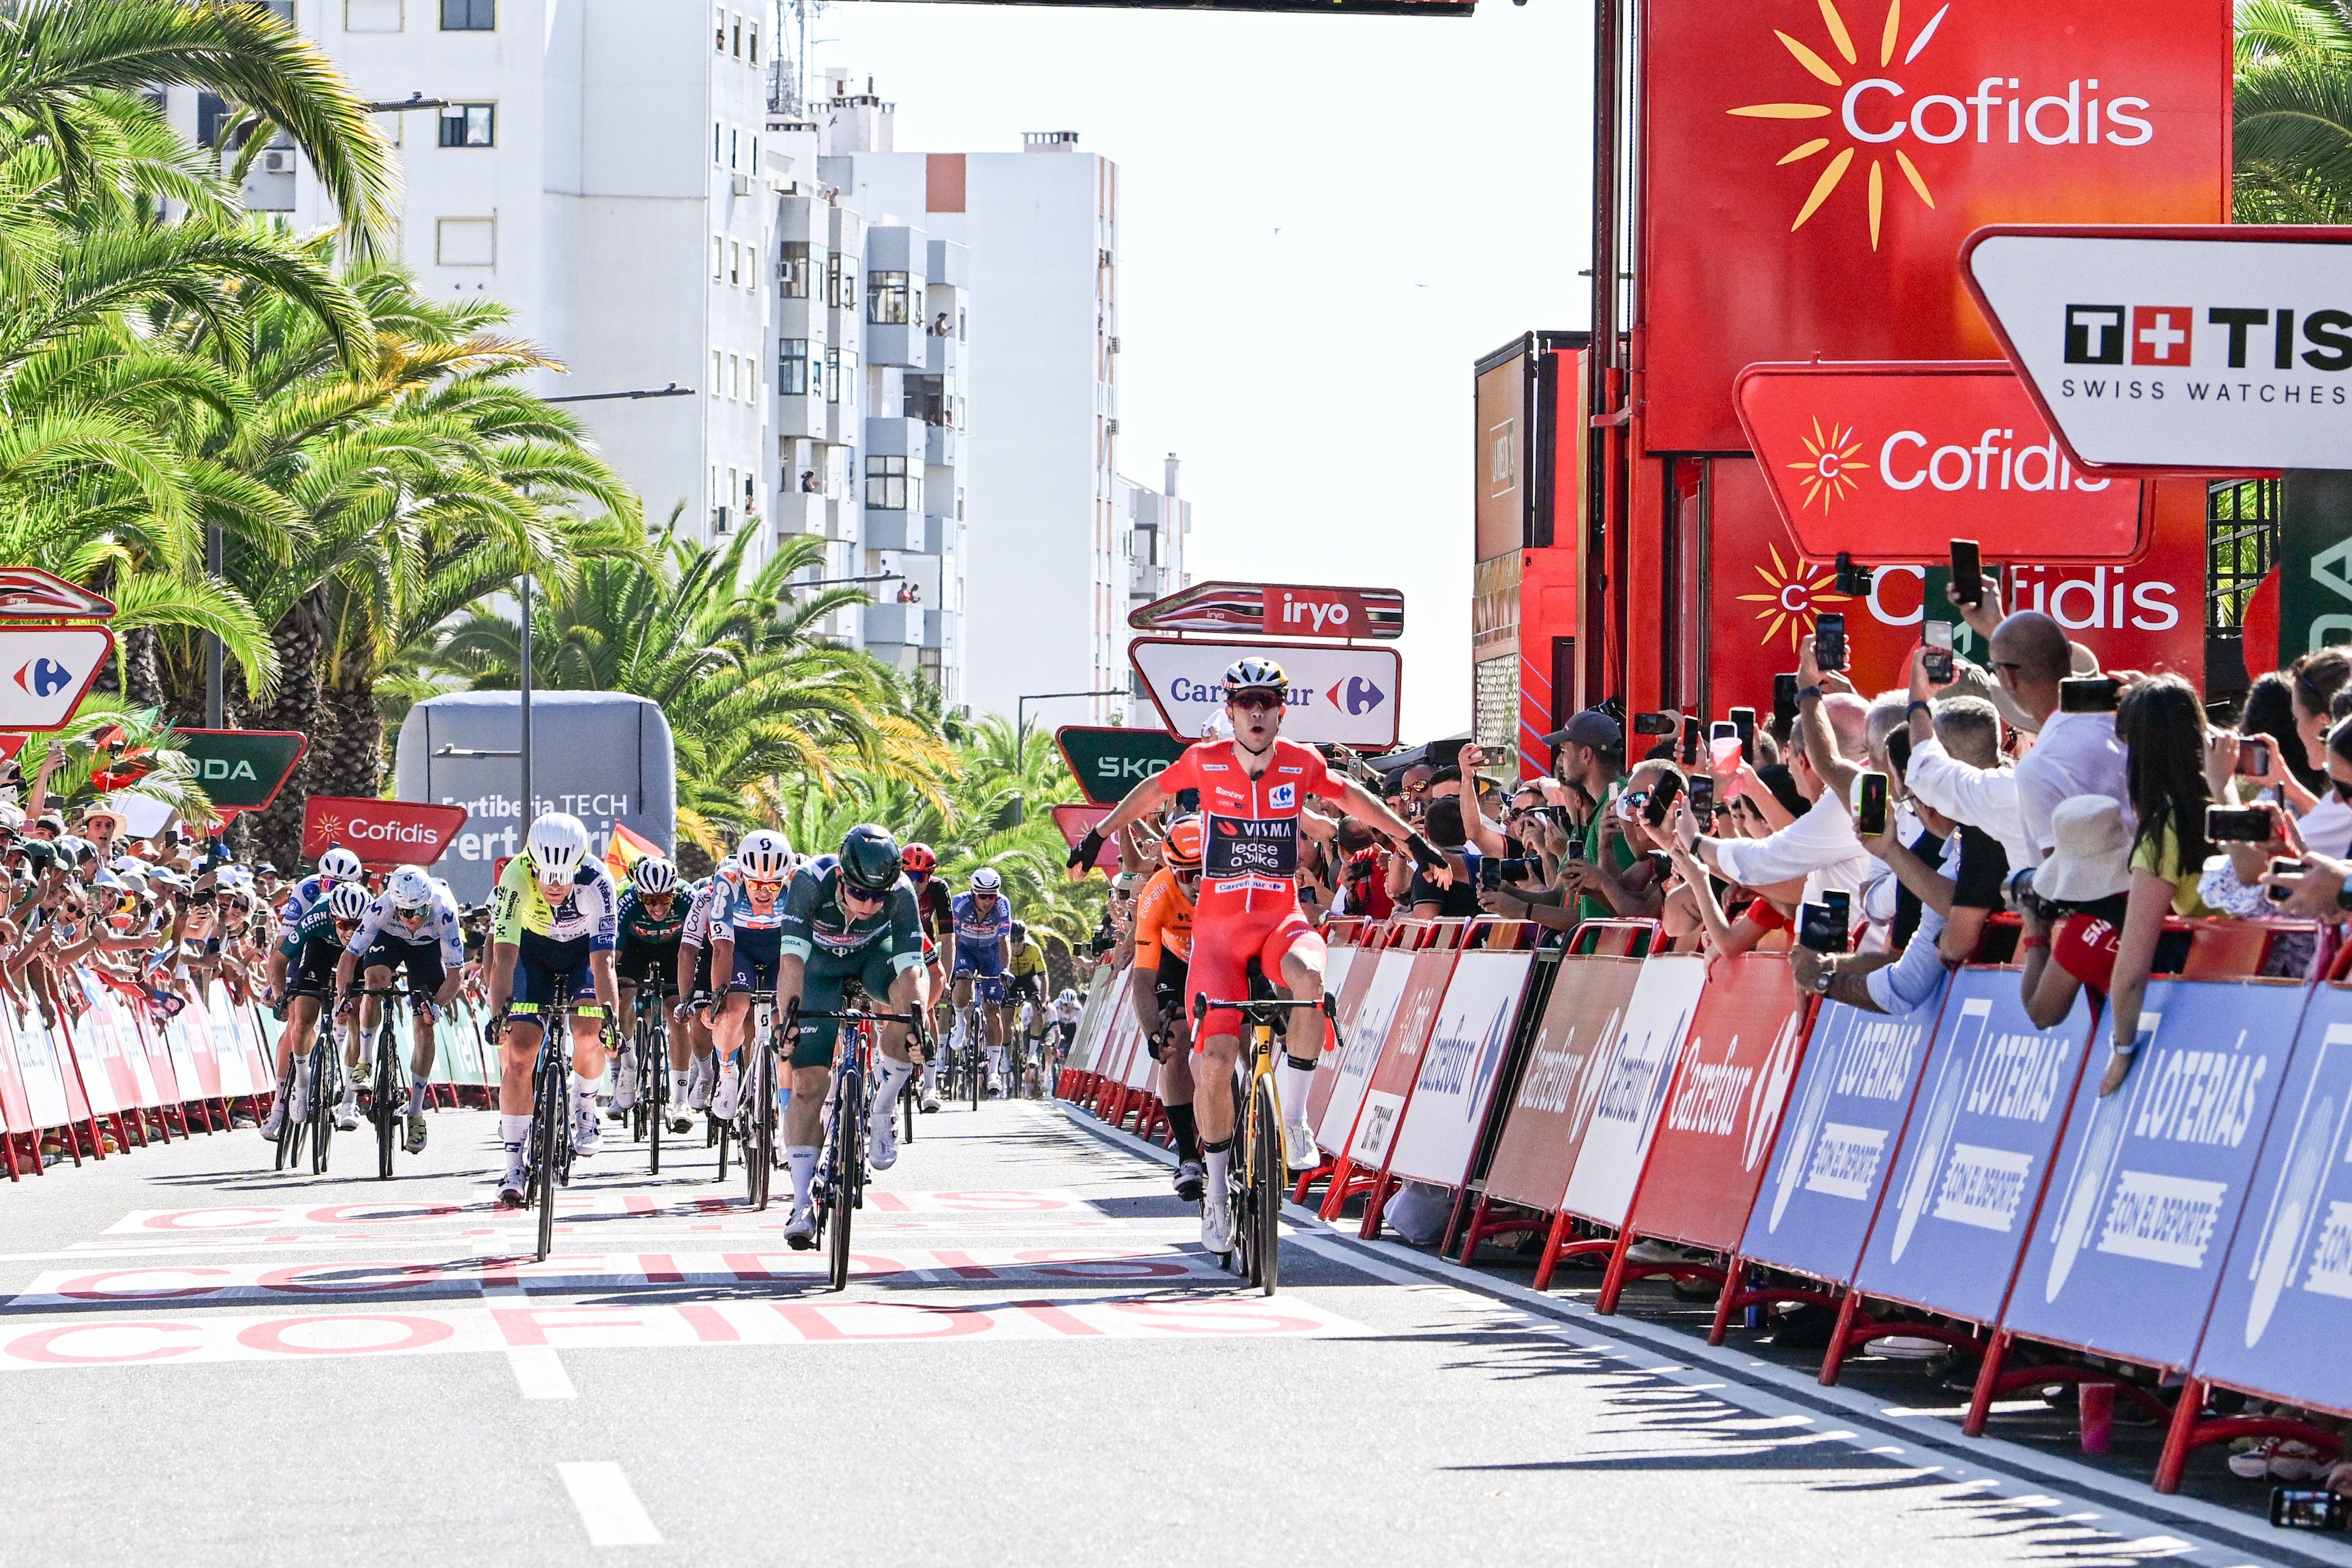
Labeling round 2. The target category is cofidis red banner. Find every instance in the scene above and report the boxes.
[1733,363,2147,563]
[300,795,469,869]
[1641,0,2230,453]
[1626,954,1812,1253]
[2006,978,2304,1372]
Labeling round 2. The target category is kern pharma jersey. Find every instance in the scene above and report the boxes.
[1152,737,1349,913]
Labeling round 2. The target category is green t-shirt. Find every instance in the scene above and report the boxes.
[1578,776,1639,922]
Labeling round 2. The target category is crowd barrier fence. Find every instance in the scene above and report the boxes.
[1051,911,2352,1494]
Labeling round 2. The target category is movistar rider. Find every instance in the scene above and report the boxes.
[334,864,463,1154]
[948,865,1014,1093]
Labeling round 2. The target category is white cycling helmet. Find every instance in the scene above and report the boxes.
[1222,656,1289,700]
[318,846,362,881]
[737,829,792,882]
[634,857,678,896]
[527,813,590,880]
[328,882,370,921]
[969,866,1003,894]
[1057,988,1078,1006]
[386,865,433,911]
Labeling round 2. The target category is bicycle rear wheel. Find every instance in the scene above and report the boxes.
[309,1050,335,1175]
[647,1018,666,1175]
[748,1045,775,1209]
[1253,1075,1284,1296]
[829,1068,861,1290]
[533,1052,562,1262]
[966,1014,983,1111]
[374,1013,397,1180]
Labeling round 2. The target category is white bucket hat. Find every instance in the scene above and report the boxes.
[2033,795,2136,905]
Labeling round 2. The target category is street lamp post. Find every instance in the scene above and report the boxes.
[1015,688,1127,755]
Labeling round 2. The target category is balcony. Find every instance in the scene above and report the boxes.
[777,388,824,441]
[772,490,833,538]
[867,319,923,369]
[863,510,926,553]
[863,603,943,650]
[924,423,961,468]
[925,328,960,377]
[863,416,923,459]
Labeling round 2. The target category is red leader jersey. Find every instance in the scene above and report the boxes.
[1152,737,1351,915]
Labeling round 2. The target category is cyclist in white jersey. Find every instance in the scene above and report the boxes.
[333,865,464,1154]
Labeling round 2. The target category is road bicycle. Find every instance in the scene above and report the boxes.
[625,985,677,1175]
[1191,977,1337,1297]
[273,998,340,1174]
[738,990,784,1209]
[801,998,923,1292]
[507,987,579,1263]
[954,974,1004,1108]
[359,984,422,1180]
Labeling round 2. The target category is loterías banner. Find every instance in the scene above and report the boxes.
[299,794,470,870]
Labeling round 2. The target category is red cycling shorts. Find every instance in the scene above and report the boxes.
[1187,901,1327,1045]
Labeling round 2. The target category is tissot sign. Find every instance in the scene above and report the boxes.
[1733,362,2146,560]
[1643,0,2230,452]
[1964,226,2352,472]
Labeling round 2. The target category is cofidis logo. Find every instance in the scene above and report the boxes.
[1730,1,2159,249]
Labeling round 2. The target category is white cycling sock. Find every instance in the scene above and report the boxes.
[570,1071,599,1105]
[789,1145,818,1208]
[1277,1058,1318,1125]
[339,1074,358,1107]
[873,1055,914,1118]
[406,1078,427,1114]
[920,1058,938,1092]
[499,1112,532,1166]
[1204,1138,1232,1201]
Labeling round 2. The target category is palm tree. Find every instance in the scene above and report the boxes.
[2236,0,2352,221]
[0,0,400,251]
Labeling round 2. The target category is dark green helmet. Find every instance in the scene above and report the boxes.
[840,823,903,891]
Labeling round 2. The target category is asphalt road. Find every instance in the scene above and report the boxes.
[0,1094,2340,1567]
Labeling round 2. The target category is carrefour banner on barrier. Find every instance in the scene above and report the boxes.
[2199,985,2352,1415]
[1629,954,1810,1253]
[1481,956,1643,1214]
[1853,968,2093,1324]
[1385,950,1532,1188]
[2007,979,2304,1370]
[1315,948,1413,1155]
[1561,955,1708,1228]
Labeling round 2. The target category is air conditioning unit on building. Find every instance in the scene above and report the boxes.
[262,149,296,175]
[1105,419,1120,437]
[731,172,753,196]
[711,505,732,534]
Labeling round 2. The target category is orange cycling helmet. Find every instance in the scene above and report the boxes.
[1162,815,1204,870]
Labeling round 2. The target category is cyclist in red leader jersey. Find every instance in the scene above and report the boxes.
[1068,656,1449,1252]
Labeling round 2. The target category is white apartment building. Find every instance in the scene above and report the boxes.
[234,0,778,566]
[827,112,1132,724]
[1120,454,1193,627]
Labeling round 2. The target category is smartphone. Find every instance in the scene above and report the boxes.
[1815,613,1847,673]
[1729,707,1756,757]
[2059,676,2123,714]
[1856,771,1890,838]
[1773,673,1800,731]
[1798,892,1850,954]
[2268,854,2305,902]
[2238,736,2273,778]
[1834,553,1873,596]
[1923,620,1955,684]
[1950,539,1983,606]
[2271,1487,2351,1530]
[1565,834,1585,864]
[2208,805,2274,843]
[1681,717,1702,768]
[1633,711,1679,737]
[1644,770,1684,829]
[1688,774,1715,817]
[1479,858,1503,892]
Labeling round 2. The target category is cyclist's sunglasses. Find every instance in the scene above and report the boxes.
[1228,691,1283,713]
[749,877,783,894]
[841,882,887,907]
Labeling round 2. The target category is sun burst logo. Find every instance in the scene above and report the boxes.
[1737,543,1853,651]
[1729,0,1945,249]
[315,814,344,842]
[1790,417,1870,513]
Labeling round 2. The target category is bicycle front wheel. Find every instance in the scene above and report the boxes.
[310,1052,335,1175]
[1253,1075,1284,1296]
[829,1072,861,1290]
[375,1017,398,1180]
[748,1047,775,1209]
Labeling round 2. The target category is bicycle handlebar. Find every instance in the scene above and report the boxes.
[1191,992,1339,1024]
[796,1008,923,1026]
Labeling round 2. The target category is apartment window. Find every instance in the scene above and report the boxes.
[713,121,721,165]
[779,340,810,396]
[748,21,759,62]
[731,12,743,56]
[711,350,723,399]
[779,242,812,297]
[728,242,741,286]
[823,347,841,403]
[904,374,953,427]
[729,127,739,171]
[713,6,725,49]
[826,255,857,311]
[261,0,295,20]
[867,270,919,326]
[345,0,402,31]
[711,233,723,281]
[746,245,759,287]
[440,0,493,29]
[437,102,494,147]
[742,471,756,511]
[865,456,910,511]
[434,217,495,266]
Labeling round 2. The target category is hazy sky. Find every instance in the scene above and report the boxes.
[818,0,1593,736]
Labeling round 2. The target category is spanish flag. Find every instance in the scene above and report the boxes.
[604,822,663,884]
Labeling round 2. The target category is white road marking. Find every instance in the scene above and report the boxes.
[557,1462,661,1546]
[508,1345,576,1399]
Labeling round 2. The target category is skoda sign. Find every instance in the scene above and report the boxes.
[172,729,306,812]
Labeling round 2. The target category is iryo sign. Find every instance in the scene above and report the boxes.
[1734,362,2147,561]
